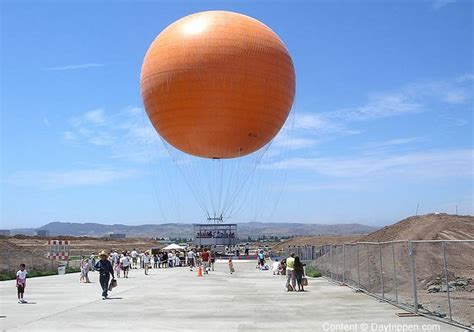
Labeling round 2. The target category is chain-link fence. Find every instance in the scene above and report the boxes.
[0,245,85,275]
[280,240,473,330]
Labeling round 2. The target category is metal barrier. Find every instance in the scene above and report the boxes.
[281,240,473,330]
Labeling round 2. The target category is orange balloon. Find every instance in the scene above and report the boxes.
[141,11,295,159]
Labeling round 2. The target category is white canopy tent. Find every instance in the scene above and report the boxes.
[162,243,185,251]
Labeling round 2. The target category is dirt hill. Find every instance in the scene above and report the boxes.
[359,213,474,242]
[271,235,363,252]
[271,213,473,251]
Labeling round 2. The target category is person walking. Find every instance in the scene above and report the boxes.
[115,258,122,278]
[168,251,174,268]
[143,252,150,275]
[120,252,130,278]
[209,250,216,271]
[244,243,250,256]
[293,256,306,291]
[201,249,210,274]
[94,251,115,300]
[89,253,96,272]
[228,258,235,274]
[162,252,168,268]
[187,249,196,271]
[16,263,28,303]
[272,259,280,275]
[258,250,265,268]
[80,256,91,283]
[285,253,296,291]
[131,249,138,269]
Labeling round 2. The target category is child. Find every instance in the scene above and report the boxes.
[272,259,280,275]
[228,258,235,274]
[16,263,28,303]
[79,256,86,283]
[115,260,122,278]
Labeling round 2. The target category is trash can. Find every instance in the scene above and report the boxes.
[58,265,66,275]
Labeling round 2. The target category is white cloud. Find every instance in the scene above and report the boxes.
[264,149,473,180]
[45,63,104,71]
[332,93,423,121]
[43,117,51,127]
[84,109,106,124]
[284,183,360,192]
[63,131,76,140]
[361,137,422,150]
[455,73,474,83]
[272,137,318,149]
[326,75,472,122]
[7,168,139,189]
[432,0,456,10]
[63,106,164,163]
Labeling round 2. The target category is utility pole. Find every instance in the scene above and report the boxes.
[415,203,420,216]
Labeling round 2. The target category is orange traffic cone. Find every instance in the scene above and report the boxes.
[197,266,203,277]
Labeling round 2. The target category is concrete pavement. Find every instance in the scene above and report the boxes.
[0,260,463,331]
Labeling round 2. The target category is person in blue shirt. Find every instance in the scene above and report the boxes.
[258,250,265,268]
[95,251,115,300]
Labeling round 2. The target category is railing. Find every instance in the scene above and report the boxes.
[280,240,474,330]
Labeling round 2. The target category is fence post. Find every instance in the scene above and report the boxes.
[378,244,385,299]
[348,245,352,285]
[330,245,333,280]
[31,250,34,271]
[408,240,418,313]
[7,248,11,273]
[442,241,453,321]
[366,244,370,291]
[343,244,346,284]
[391,242,398,304]
[357,244,361,290]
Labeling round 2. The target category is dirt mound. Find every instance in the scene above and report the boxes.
[359,213,474,242]
[271,235,362,252]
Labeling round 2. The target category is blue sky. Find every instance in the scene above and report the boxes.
[1,0,472,229]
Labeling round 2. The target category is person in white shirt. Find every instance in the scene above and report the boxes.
[131,249,138,269]
[16,264,28,303]
[168,252,174,268]
[143,252,151,275]
[174,254,180,267]
[272,259,280,275]
[120,253,130,278]
[187,250,196,270]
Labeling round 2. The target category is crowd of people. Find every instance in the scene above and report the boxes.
[15,246,308,304]
[195,230,236,238]
[78,247,233,299]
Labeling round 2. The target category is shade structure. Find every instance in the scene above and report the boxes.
[162,243,185,251]
[141,11,295,159]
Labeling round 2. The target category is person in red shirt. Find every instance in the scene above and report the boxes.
[201,249,210,274]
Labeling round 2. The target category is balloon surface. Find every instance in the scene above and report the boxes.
[141,11,295,159]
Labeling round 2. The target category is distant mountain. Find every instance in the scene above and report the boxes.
[9,221,377,238]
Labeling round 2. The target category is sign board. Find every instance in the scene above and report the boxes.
[47,240,70,260]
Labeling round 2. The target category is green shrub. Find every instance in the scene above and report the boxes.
[65,267,80,273]
[306,266,322,278]
[0,272,16,281]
